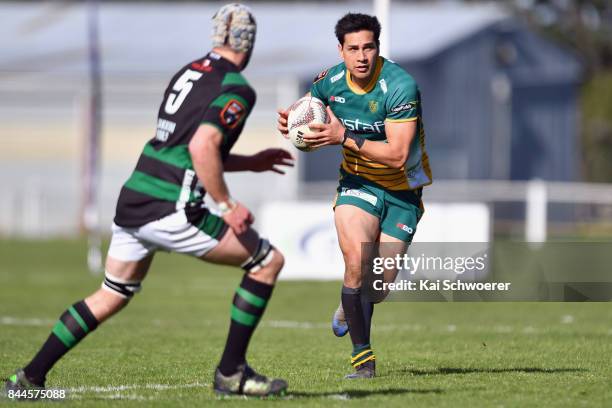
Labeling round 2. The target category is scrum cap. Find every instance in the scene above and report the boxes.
[211,3,256,53]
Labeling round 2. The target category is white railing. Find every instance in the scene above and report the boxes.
[300,179,612,242]
[2,178,611,239]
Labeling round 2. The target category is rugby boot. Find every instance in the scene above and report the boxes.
[345,360,376,379]
[213,364,287,397]
[4,369,45,400]
[332,303,349,337]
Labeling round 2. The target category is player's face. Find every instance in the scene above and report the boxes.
[339,30,379,84]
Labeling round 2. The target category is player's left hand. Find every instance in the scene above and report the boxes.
[276,108,290,138]
[249,148,295,174]
[304,106,345,148]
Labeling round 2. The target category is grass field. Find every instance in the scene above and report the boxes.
[1,239,611,407]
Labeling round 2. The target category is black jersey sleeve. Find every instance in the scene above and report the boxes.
[199,74,256,159]
[200,82,256,136]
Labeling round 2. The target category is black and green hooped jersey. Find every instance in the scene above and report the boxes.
[114,52,255,227]
[310,56,432,191]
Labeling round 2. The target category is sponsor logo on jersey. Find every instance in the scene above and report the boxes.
[155,118,177,142]
[340,117,385,133]
[220,99,245,128]
[331,70,345,83]
[379,79,388,94]
[330,95,345,103]
[191,59,213,72]
[396,223,414,234]
[340,188,377,206]
[369,100,378,113]
[391,101,417,113]
[313,69,329,83]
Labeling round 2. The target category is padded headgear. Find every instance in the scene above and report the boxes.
[211,3,257,53]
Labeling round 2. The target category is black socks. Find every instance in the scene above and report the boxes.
[24,300,98,386]
[218,274,274,376]
[342,286,375,368]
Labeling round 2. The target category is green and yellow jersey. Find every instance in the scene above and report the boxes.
[310,56,432,191]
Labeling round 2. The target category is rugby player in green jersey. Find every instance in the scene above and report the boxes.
[5,4,291,398]
[278,13,432,379]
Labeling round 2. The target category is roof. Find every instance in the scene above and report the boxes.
[0,1,509,78]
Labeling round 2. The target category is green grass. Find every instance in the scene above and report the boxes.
[1,239,611,407]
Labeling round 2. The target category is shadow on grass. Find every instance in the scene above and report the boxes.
[290,387,443,399]
[397,367,586,376]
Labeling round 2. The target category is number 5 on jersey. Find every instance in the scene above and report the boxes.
[164,70,203,115]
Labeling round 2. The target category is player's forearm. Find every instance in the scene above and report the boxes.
[344,138,408,169]
[192,148,231,203]
[224,154,254,172]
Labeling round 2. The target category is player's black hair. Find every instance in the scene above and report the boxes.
[335,13,381,47]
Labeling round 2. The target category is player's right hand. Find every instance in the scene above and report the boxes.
[276,108,289,139]
[222,201,254,235]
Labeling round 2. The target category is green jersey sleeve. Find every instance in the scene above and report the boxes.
[385,77,419,122]
[310,69,330,103]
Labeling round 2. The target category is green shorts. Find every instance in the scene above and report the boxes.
[334,175,424,243]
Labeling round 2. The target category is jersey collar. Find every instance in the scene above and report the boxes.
[346,57,384,95]
[207,51,240,72]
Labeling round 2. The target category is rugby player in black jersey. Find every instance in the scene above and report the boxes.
[5,3,292,398]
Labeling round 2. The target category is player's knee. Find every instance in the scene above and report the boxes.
[269,249,285,275]
[101,270,143,300]
[241,238,283,276]
[253,249,284,282]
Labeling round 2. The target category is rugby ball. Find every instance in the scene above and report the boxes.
[287,96,328,152]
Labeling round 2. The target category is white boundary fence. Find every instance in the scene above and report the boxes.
[2,179,611,239]
[300,179,612,242]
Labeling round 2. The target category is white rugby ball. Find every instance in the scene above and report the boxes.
[287,96,328,152]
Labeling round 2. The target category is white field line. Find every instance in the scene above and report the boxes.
[263,320,547,335]
[328,393,350,400]
[68,382,208,393]
[67,382,209,400]
[70,392,153,401]
[0,316,421,332]
[262,320,424,331]
[0,316,54,326]
[68,384,350,401]
[263,320,327,329]
[68,383,350,401]
[1,316,578,335]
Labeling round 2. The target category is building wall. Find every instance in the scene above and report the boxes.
[511,83,579,181]
[403,27,499,181]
